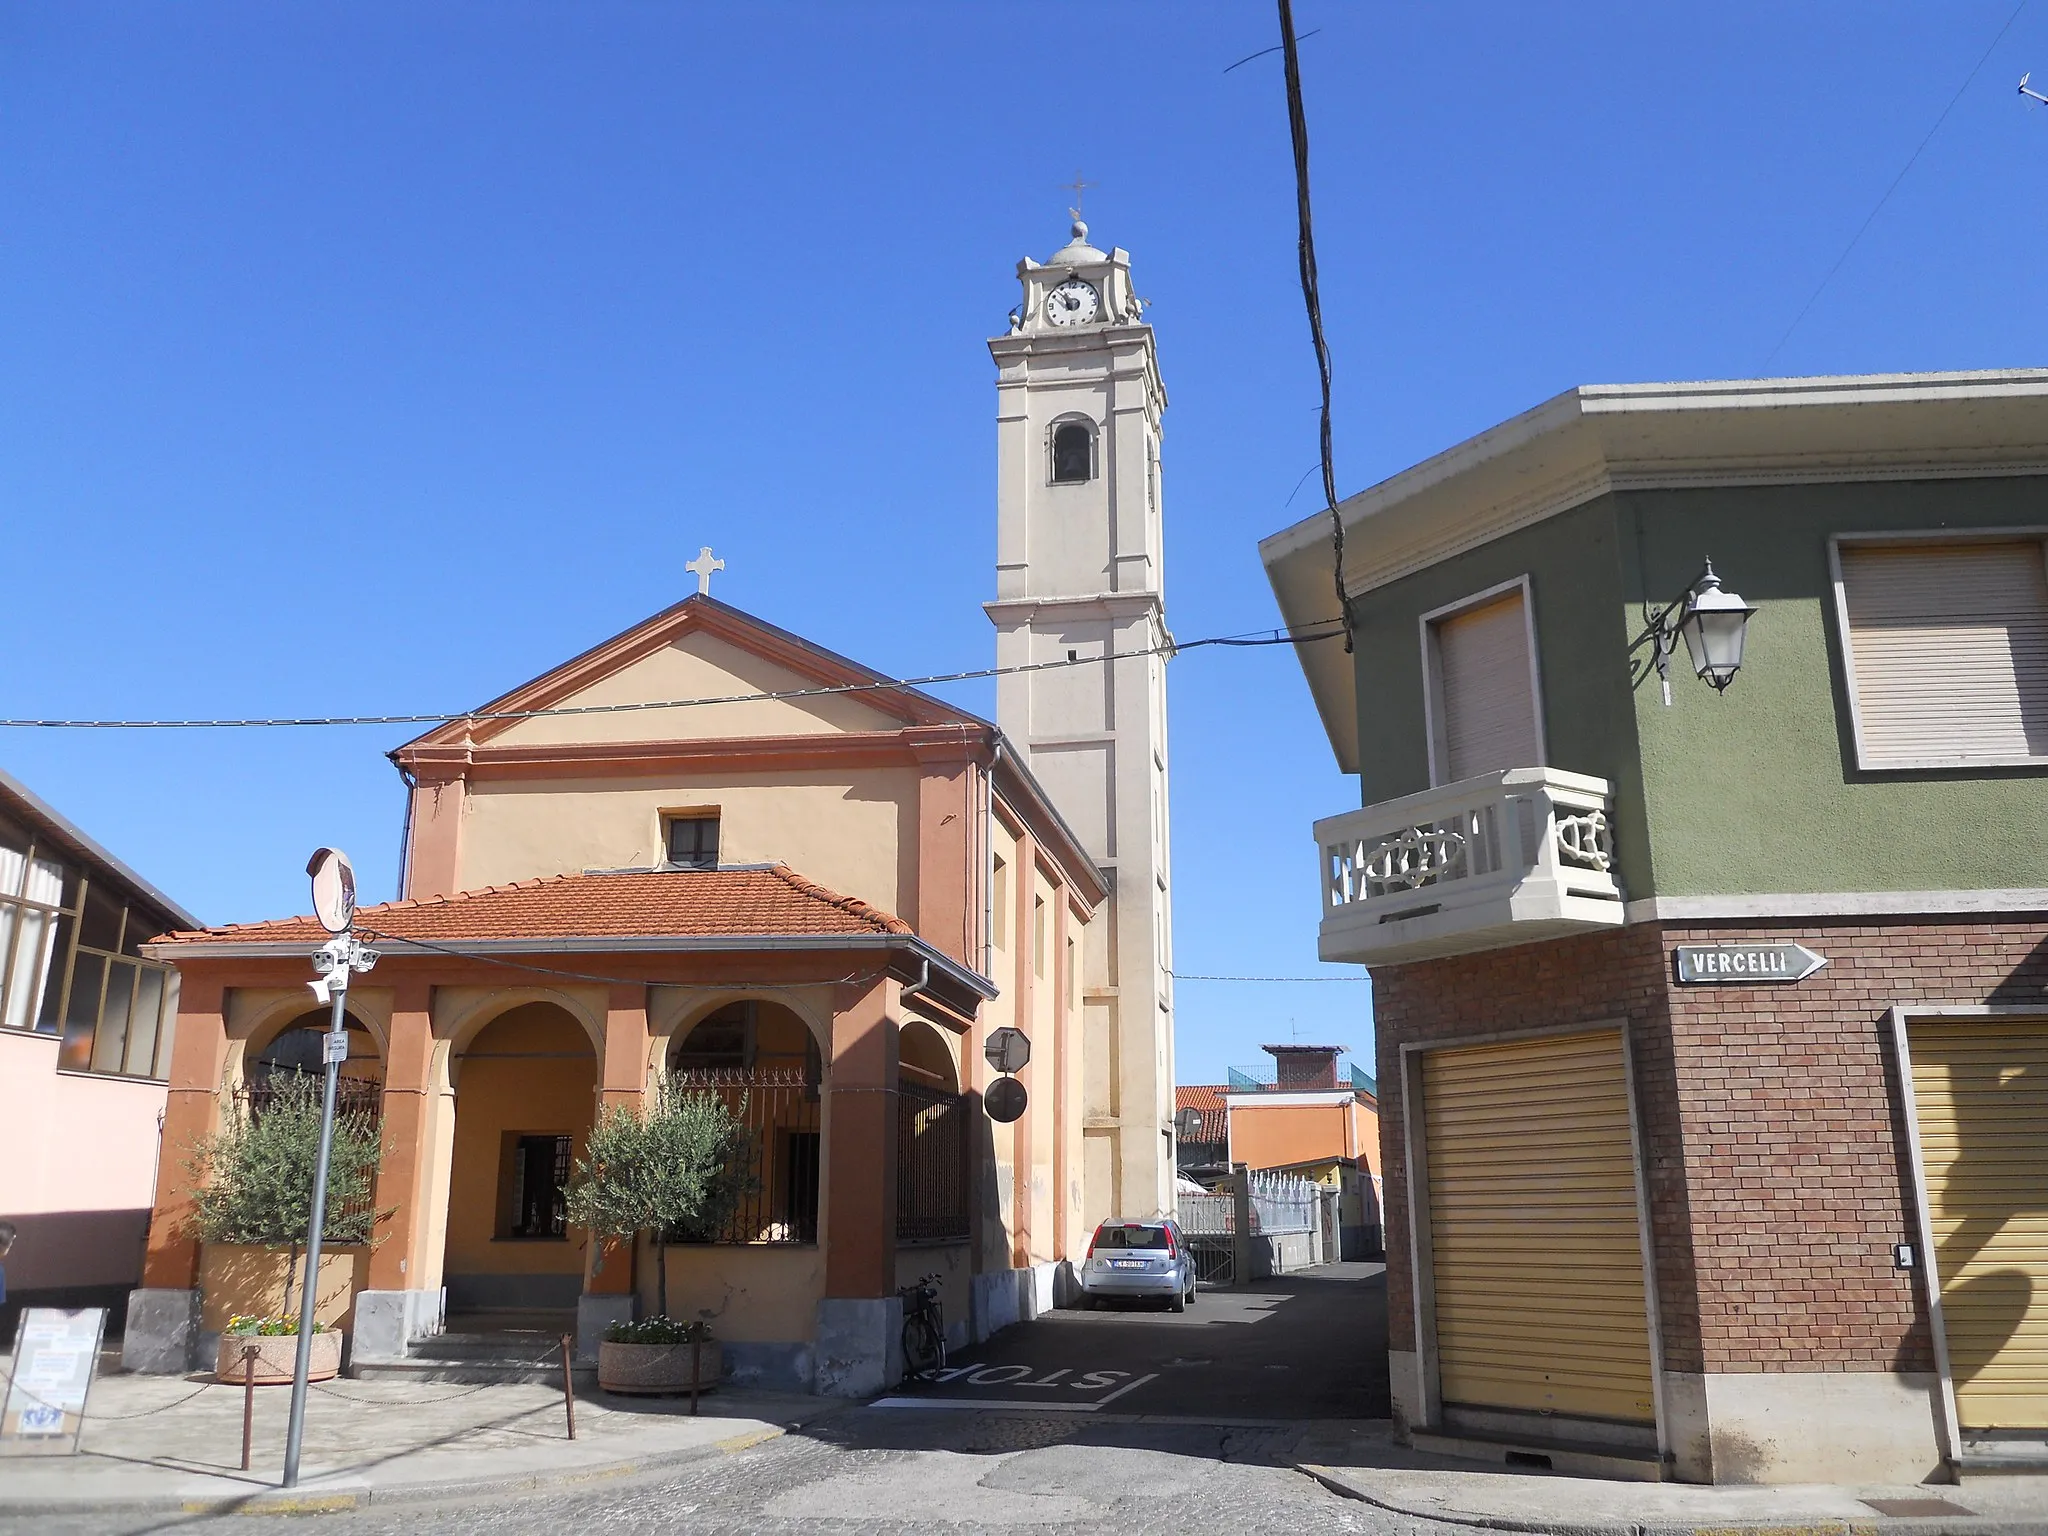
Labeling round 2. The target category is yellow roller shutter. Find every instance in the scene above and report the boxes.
[1908,1017,2048,1429]
[1422,1029,1655,1424]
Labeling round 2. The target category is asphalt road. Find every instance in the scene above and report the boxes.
[877,1260,1389,1421]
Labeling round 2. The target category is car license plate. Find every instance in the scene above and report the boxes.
[1110,1259,1146,1270]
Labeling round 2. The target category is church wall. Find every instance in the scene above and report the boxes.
[1029,863,1058,1263]
[455,769,918,920]
[485,631,904,747]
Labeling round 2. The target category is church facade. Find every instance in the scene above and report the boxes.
[124,221,1180,1392]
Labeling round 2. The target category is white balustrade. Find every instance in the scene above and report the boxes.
[1315,767,1623,966]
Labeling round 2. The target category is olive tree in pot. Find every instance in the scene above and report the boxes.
[564,1079,751,1396]
[186,1072,383,1382]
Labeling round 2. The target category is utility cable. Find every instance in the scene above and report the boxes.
[1277,0,1354,653]
[355,927,881,994]
[0,622,1348,731]
[1170,971,1368,983]
[1763,0,2031,366]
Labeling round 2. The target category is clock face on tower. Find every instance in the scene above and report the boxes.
[1044,278,1100,327]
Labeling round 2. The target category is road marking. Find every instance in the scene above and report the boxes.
[871,1369,1161,1413]
[1094,1372,1159,1406]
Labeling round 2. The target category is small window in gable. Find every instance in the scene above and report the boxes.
[1051,421,1093,485]
[665,811,720,870]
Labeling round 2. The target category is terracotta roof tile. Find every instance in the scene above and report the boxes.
[1176,1084,1228,1144]
[150,864,913,948]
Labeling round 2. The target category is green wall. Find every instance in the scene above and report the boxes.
[1349,495,1655,898]
[1347,475,2048,900]
[1621,475,2048,898]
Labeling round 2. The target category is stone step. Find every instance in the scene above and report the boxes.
[350,1357,594,1386]
[405,1331,571,1362]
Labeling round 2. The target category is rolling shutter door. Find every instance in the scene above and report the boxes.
[1435,591,1540,782]
[1841,541,2048,767]
[1908,1017,2048,1428]
[1422,1029,1655,1424]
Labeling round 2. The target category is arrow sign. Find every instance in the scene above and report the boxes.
[1673,942,1828,985]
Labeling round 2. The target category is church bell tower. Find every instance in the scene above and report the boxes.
[987,219,1174,1227]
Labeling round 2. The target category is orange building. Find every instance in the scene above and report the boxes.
[1180,1044,1383,1258]
[126,595,1106,1395]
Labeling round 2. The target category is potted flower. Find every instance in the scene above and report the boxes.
[563,1078,751,1395]
[215,1314,341,1384]
[597,1315,721,1396]
[187,1072,384,1349]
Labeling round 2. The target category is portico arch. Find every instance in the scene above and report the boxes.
[442,1000,598,1319]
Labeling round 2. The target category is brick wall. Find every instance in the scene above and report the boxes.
[1374,915,2048,1387]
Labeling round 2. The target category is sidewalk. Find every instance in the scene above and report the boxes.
[0,1358,840,1515]
[1292,1423,2048,1535]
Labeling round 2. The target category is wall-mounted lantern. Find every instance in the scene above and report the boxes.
[1639,561,1757,705]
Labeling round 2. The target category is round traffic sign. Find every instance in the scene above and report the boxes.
[985,1075,1028,1124]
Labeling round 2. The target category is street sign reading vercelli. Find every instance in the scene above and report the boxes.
[1673,942,1828,985]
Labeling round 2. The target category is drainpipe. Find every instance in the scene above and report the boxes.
[984,741,1003,980]
[900,955,933,1012]
[388,754,418,901]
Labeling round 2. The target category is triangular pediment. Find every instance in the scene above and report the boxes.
[397,596,983,754]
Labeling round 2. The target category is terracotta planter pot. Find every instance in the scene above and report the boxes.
[598,1339,722,1396]
[215,1330,342,1385]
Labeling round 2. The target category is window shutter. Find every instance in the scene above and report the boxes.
[1841,541,2048,767]
[1435,589,1541,782]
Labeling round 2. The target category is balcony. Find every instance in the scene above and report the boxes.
[1315,767,1623,967]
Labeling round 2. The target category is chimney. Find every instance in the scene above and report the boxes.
[1262,1043,1345,1091]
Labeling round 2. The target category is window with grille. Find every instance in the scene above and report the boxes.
[664,812,720,870]
[504,1134,572,1239]
[1837,538,2048,769]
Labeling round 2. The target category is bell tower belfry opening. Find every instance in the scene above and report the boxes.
[986,218,1174,1228]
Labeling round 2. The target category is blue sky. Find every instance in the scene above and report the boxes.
[5,4,2046,1084]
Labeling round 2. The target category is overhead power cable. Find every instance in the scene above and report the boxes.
[0,621,1348,731]
[1277,0,1354,653]
[1171,971,1369,983]
[1763,0,2031,366]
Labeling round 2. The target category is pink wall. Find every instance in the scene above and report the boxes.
[0,1029,166,1291]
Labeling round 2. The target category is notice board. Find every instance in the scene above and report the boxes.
[2,1307,108,1454]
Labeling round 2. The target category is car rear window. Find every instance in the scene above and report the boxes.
[1095,1224,1170,1250]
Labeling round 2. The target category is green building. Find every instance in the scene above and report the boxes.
[1262,370,2048,1485]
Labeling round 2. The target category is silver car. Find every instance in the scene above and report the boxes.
[1077,1218,1197,1311]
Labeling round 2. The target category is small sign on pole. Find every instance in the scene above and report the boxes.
[984,1027,1031,1075]
[1,1308,108,1456]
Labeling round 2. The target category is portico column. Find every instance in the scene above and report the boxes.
[126,972,229,1372]
[577,985,648,1354]
[353,978,446,1359]
[815,975,899,1396]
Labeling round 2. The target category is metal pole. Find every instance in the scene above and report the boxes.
[241,1346,258,1471]
[559,1334,576,1440]
[281,948,347,1488]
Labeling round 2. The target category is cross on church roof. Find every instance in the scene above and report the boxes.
[685,545,724,597]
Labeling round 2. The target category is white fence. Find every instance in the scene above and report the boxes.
[1247,1170,1316,1234]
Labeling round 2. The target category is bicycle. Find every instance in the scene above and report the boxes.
[899,1272,946,1381]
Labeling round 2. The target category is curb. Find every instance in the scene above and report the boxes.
[4,1418,819,1518]
[1297,1465,2027,1536]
